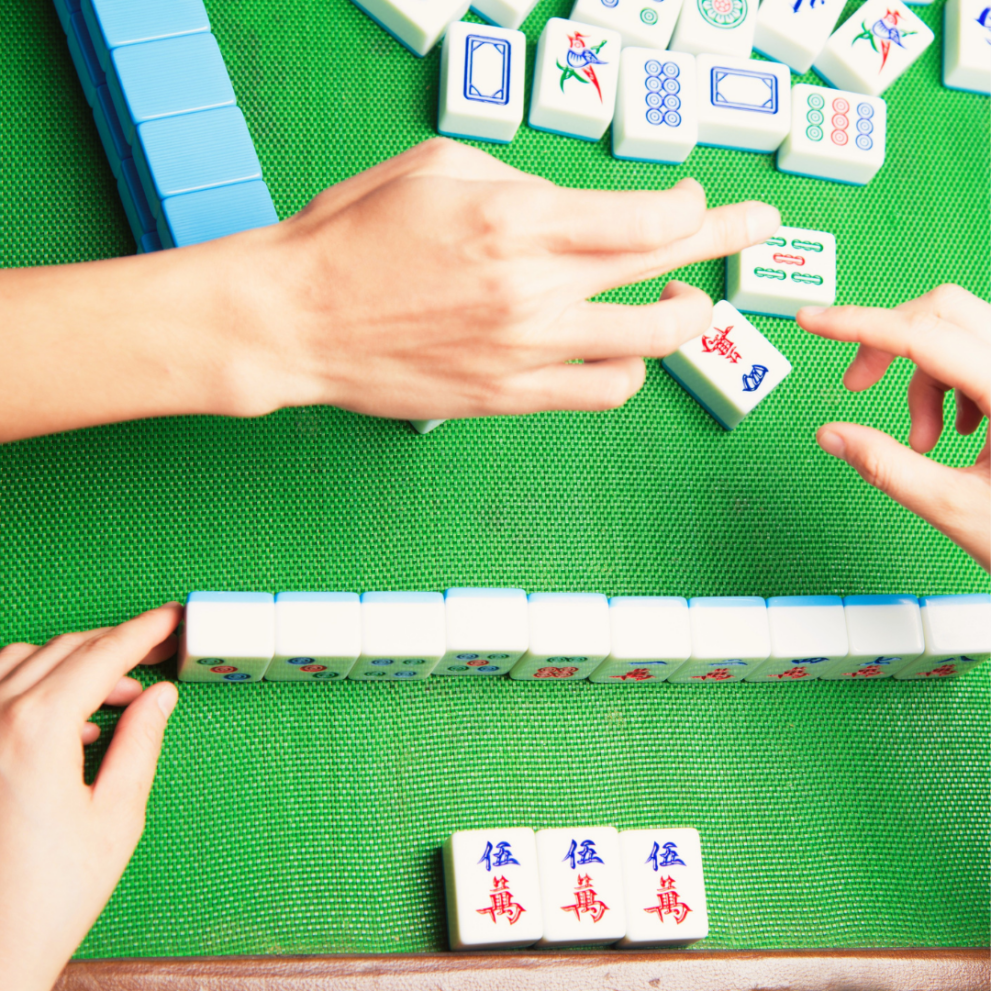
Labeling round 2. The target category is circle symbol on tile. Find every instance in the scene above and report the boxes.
[466,659,488,667]
[224,673,251,681]
[488,653,510,660]
[806,109,823,125]
[646,75,663,91]
[456,653,479,660]
[662,61,679,77]
[857,102,873,118]
[646,108,664,125]
[663,110,682,126]
[313,671,337,679]
[831,129,848,145]
[807,93,824,110]
[663,77,680,94]
[448,665,469,671]
[371,658,394,666]
[645,59,663,75]
[403,658,425,665]
[477,665,500,673]
[198,658,223,665]
[640,8,658,22]
[806,124,823,141]
[646,91,664,108]
[394,671,417,678]
[211,665,237,673]
[856,117,872,133]
[831,97,849,113]
[288,657,315,665]
[856,134,873,150]
[831,113,848,129]
[698,0,747,29]
[300,664,326,672]
[663,94,681,110]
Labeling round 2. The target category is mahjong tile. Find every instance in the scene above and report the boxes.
[727,225,836,318]
[820,594,924,681]
[535,827,626,946]
[618,828,708,946]
[943,0,991,94]
[661,299,792,431]
[570,0,685,50]
[177,591,274,683]
[894,594,991,680]
[812,0,934,96]
[746,595,848,683]
[612,48,698,166]
[444,828,543,949]
[669,0,759,57]
[666,596,770,683]
[508,593,611,681]
[753,0,845,74]
[470,0,540,30]
[435,587,528,677]
[349,591,446,681]
[438,21,526,144]
[528,17,621,141]
[588,596,691,684]
[349,0,470,57]
[266,592,360,682]
[776,83,886,186]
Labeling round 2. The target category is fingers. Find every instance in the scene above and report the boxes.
[898,284,991,342]
[521,178,707,255]
[546,281,712,360]
[798,303,991,416]
[103,676,145,708]
[0,642,38,680]
[496,357,647,414]
[907,367,949,453]
[817,422,991,571]
[842,343,897,392]
[32,604,182,719]
[82,722,101,745]
[956,390,986,435]
[92,681,178,825]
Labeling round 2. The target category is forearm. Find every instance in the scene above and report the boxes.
[0,232,273,444]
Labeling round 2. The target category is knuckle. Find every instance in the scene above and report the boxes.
[414,136,463,167]
[928,283,965,308]
[857,449,891,493]
[46,630,89,652]
[0,694,41,743]
[0,641,34,662]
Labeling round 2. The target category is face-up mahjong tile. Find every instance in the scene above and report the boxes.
[570,0,685,50]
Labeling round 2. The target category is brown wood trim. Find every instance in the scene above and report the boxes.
[57,947,990,991]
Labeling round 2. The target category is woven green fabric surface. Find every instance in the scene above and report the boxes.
[1,0,989,957]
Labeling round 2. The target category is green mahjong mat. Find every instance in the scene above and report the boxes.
[1,0,989,958]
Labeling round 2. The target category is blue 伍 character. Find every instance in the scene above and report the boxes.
[563,838,605,869]
[646,840,686,870]
[479,840,521,871]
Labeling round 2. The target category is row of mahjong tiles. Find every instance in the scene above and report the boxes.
[178,589,991,684]
[444,826,707,949]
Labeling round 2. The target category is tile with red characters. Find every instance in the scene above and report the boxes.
[443,828,543,949]
[895,594,991,680]
[618,827,708,946]
[820,594,924,681]
[535,827,627,946]
[667,597,770,683]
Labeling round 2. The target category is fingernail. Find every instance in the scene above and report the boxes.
[157,685,178,717]
[818,429,847,459]
[746,202,780,242]
[800,306,826,318]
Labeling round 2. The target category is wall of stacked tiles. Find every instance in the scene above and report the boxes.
[53,0,278,251]
[178,590,991,684]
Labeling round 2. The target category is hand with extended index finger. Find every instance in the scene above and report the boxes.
[0,604,181,991]
[218,137,781,423]
[798,284,990,571]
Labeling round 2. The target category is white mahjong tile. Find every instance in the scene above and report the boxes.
[943,0,991,93]
[509,593,611,681]
[349,591,446,681]
[588,596,691,684]
[536,827,627,946]
[438,21,526,144]
[812,0,934,96]
[612,48,698,165]
[777,83,886,185]
[265,592,360,682]
[895,594,991,680]
[746,595,848,683]
[667,596,770,683]
[618,828,708,946]
[753,0,846,74]
[471,0,540,29]
[435,587,529,677]
[410,418,446,434]
[177,591,274,683]
[661,300,792,431]
[528,17,622,141]
[820,594,924,680]
[570,0,684,50]
[349,0,470,56]
[444,827,544,949]
[727,225,836,318]
[696,54,791,152]
[669,0,758,57]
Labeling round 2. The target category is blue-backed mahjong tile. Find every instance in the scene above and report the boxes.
[66,10,105,108]
[117,156,156,242]
[138,231,161,253]
[92,84,130,178]
[159,180,278,248]
[53,0,81,36]
[82,0,211,72]
[134,107,262,216]
[109,32,236,144]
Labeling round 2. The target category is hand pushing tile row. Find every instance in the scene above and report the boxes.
[53,0,278,251]
[177,589,991,684]
[444,826,707,949]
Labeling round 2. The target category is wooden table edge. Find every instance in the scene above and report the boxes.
[58,946,991,990]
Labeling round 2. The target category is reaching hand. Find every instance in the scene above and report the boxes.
[798,285,990,571]
[0,604,180,991]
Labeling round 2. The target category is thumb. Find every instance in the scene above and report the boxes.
[92,681,178,828]
[817,421,986,559]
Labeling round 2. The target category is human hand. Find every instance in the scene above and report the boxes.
[218,138,781,421]
[798,285,990,571]
[0,604,180,991]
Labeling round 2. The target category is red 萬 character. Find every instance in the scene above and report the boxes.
[921,663,957,678]
[701,325,742,363]
[770,667,808,680]
[611,668,653,682]
[477,876,525,925]
[691,668,732,681]
[848,665,883,678]
[644,875,691,925]
[562,874,609,923]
